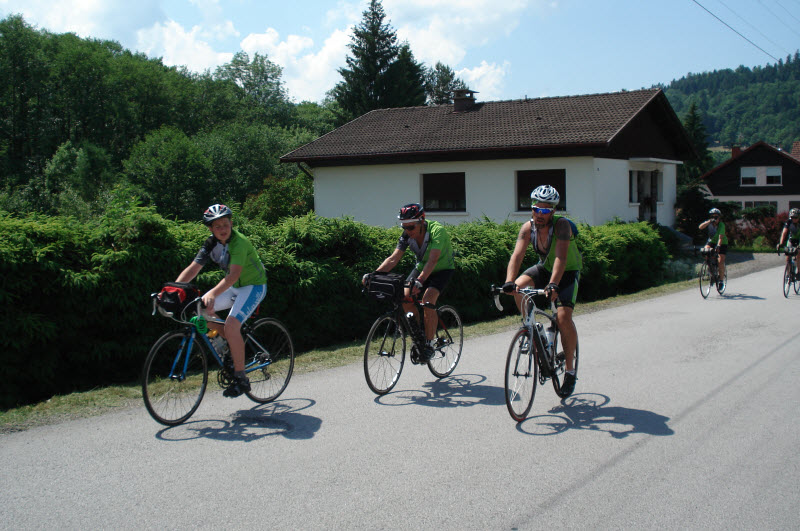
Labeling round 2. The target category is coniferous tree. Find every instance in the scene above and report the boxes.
[384,43,426,108]
[424,62,467,105]
[331,0,398,120]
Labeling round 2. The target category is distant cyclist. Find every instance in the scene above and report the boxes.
[174,204,267,398]
[777,208,800,265]
[699,207,727,291]
[502,185,582,397]
[366,203,455,361]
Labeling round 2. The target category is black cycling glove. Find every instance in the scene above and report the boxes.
[502,281,517,293]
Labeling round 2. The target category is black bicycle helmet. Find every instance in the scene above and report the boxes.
[398,203,425,224]
[203,204,233,225]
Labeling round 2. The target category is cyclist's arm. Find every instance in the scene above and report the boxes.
[376,248,404,273]
[778,227,789,247]
[202,264,243,309]
[699,219,712,230]
[418,248,440,283]
[176,261,202,283]
[505,222,531,282]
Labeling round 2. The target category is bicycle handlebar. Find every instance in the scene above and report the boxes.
[489,285,555,312]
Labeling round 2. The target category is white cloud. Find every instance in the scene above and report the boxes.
[241,27,351,103]
[457,60,511,101]
[137,20,232,73]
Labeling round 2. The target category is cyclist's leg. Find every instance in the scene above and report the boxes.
[420,269,454,341]
[514,264,547,317]
[717,245,727,283]
[555,271,579,373]
[225,284,266,374]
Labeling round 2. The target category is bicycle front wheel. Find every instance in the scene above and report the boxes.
[244,318,295,403]
[784,263,792,297]
[142,330,208,426]
[428,305,463,378]
[699,262,711,299]
[794,263,799,294]
[364,315,406,395]
[505,328,537,422]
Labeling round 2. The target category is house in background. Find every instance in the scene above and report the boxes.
[701,141,800,214]
[280,88,696,228]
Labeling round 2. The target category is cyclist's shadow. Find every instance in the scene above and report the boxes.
[155,398,321,442]
[517,393,674,438]
[375,373,505,408]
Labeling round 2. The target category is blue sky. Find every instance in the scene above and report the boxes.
[1,0,798,104]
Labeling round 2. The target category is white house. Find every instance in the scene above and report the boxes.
[281,89,696,228]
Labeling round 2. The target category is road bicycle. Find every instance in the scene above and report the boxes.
[699,247,727,298]
[142,294,295,426]
[779,246,799,298]
[362,273,463,395]
[491,286,579,422]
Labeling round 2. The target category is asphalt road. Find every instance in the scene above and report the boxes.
[2,265,798,530]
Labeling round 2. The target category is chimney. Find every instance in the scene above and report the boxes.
[453,89,478,112]
[731,145,741,158]
[791,141,800,161]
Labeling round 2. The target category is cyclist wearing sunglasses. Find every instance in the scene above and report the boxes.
[777,208,800,265]
[699,207,727,291]
[367,203,455,361]
[502,185,582,396]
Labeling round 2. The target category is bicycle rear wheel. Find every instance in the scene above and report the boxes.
[699,262,711,299]
[142,330,208,426]
[784,263,792,297]
[794,262,800,294]
[505,328,537,422]
[428,305,463,378]
[244,318,295,403]
[364,315,406,395]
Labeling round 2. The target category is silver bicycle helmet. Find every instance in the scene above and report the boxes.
[530,185,560,206]
[708,208,722,216]
[790,208,799,218]
[203,204,233,225]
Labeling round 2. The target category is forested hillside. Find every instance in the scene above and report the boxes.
[662,51,800,151]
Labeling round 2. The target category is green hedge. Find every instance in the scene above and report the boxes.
[0,210,666,408]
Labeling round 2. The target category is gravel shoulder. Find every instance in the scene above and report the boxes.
[722,251,783,278]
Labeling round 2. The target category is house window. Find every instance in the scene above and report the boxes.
[422,172,466,212]
[629,170,663,203]
[516,169,566,211]
[766,166,782,185]
[740,167,757,186]
[743,201,778,209]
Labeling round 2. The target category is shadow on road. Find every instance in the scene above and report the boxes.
[155,398,321,442]
[708,293,765,300]
[375,373,505,408]
[517,393,674,438]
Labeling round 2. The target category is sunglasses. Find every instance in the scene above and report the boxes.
[792,216,799,220]
[712,216,720,220]
[402,223,418,231]
[532,207,554,215]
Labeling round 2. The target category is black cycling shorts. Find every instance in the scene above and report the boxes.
[521,264,580,309]
[407,268,454,294]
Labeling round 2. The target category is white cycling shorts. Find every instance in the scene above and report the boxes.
[213,284,266,323]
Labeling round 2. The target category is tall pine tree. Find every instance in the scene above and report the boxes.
[424,62,467,105]
[330,0,425,121]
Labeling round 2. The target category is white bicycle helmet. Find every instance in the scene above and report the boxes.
[708,208,722,216]
[203,204,233,225]
[530,185,560,206]
[790,208,799,218]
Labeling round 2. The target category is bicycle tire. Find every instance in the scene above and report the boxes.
[784,262,792,298]
[505,328,537,422]
[699,262,711,299]
[364,315,406,395]
[244,318,295,403]
[142,330,208,426]
[428,305,463,378]
[793,262,799,295]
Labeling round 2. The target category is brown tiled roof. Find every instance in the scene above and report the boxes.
[281,88,681,165]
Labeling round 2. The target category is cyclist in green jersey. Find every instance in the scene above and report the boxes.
[175,204,267,398]
[699,207,727,291]
[777,208,800,263]
[502,185,582,396]
[367,203,455,361]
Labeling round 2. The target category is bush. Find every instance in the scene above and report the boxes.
[0,212,670,408]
